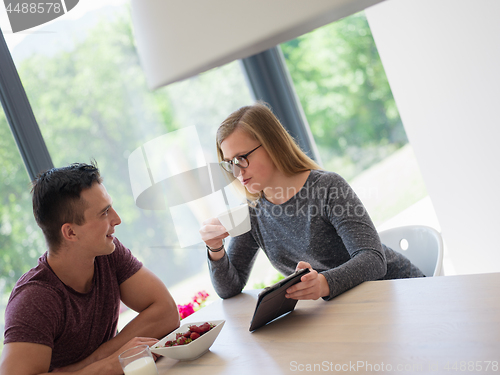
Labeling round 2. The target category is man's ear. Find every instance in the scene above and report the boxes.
[61,223,77,242]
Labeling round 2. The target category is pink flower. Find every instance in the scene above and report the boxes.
[178,291,210,319]
[192,290,209,306]
[177,303,195,320]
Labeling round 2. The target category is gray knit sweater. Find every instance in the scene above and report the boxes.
[208,169,424,300]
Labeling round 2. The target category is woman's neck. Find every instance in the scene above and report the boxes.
[263,170,311,205]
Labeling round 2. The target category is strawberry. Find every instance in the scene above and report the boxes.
[189,325,202,334]
[177,337,187,345]
[190,332,201,340]
[199,322,211,333]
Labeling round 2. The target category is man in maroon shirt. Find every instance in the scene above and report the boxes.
[0,162,180,374]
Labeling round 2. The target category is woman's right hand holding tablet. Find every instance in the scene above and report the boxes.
[200,217,229,260]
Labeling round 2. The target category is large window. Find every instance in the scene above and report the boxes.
[281,11,428,226]
[4,2,253,310]
[0,107,46,351]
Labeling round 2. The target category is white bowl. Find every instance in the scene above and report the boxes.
[150,320,225,361]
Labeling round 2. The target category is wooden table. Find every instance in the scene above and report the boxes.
[156,273,500,374]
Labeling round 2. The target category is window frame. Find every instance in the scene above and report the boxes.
[0,29,53,181]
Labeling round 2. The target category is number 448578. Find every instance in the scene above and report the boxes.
[444,361,498,372]
[6,3,62,14]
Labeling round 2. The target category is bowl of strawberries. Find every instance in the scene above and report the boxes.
[150,320,225,361]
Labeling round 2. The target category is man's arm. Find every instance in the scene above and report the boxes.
[117,265,180,345]
[67,266,180,369]
[0,337,162,375]
[0,342,53,375]
[0,342,116,375]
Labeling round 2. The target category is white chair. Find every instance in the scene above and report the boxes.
[378,225,444,277]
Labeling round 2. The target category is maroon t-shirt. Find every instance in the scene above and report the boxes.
[3,238,142,371]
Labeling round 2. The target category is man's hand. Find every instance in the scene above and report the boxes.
[109,336,159,363]
[0,338,158,375]
[285,261,330,300]
[51,337,159,373]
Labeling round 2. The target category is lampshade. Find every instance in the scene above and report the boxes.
[131,0,385,90]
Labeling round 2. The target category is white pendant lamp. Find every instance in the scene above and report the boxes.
[131,0,385,90]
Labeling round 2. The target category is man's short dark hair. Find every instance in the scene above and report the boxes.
[32,161,103,250]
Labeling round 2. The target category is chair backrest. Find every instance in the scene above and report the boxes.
[378,225,444,277]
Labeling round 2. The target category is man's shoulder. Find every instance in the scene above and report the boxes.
[97,237,136,266]
[6,258,66,322]
[10,261,65,303]
[96,237,143,285]
[13,253,61,293]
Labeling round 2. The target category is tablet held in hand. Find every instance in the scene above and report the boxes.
[249,268,310,331]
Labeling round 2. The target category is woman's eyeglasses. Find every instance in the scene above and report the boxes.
[219,145,262,175]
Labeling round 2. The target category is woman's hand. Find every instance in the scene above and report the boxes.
[199,217,229,260]
[285,261,330,300]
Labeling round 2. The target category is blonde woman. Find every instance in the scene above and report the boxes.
[200,102,423,301]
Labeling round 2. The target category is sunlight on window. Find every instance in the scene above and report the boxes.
[281,11,430,227]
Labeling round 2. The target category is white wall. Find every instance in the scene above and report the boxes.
[365,0,500,274]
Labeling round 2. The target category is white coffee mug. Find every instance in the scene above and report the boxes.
[216,203,251,237]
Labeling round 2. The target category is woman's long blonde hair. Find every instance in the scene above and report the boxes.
[216,102,320,203]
